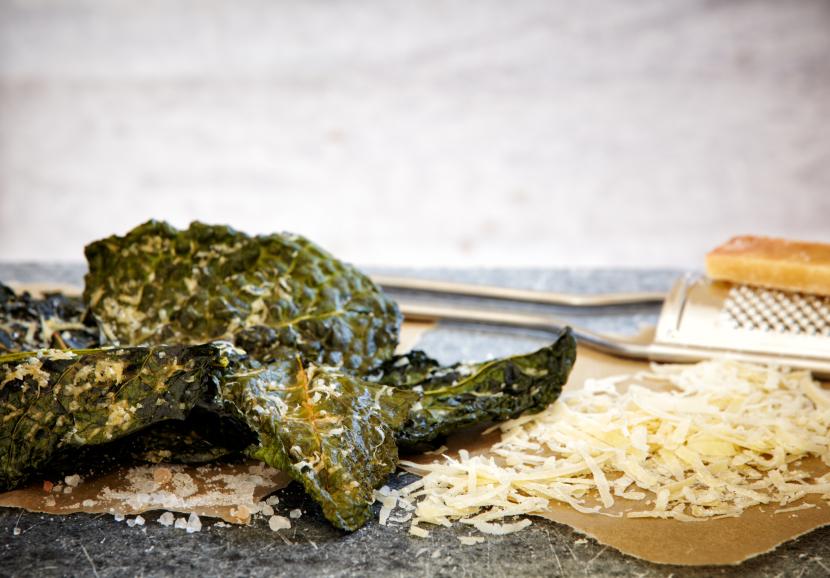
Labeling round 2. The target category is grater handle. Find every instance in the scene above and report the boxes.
[373,275,666,307]
[396,301,653,358]
[398,301,830,379]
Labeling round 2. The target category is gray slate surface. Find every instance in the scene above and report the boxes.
[2,264,830,577]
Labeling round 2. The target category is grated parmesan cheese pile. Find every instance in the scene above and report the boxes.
[380,359,830,537]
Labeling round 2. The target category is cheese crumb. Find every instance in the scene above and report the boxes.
[174,517,188,530]
[289,508,302,519]
[458,536,485,545]
[153,467,173,485]
[64,474,82,487]
[261,504,275,517]
[268,515,291,531]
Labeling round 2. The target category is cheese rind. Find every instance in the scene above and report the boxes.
[706,235,830,296]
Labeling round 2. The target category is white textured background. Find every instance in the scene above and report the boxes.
[1,0,829,267]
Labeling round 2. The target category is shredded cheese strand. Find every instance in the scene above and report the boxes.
[381,359,830,537]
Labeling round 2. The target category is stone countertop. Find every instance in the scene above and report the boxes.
[2,264,830,577]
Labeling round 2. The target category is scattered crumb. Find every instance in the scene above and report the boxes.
[458,536,485,546]
[186,513,202,533]
[261,504,274,517]
[64,474,82,487]
[574,538,588,545]
[268,515,291,532]
[289,509,302,519]
[158,512,175,527]
[171,473,198,498]
[431,549,441,559]
[266,495,279,506]
[410,525,429,538]
[113,513,125,522]
[230,504,251,523]
[126,516,146,528]
[62,486,73,495]
[424,445,449,456]
[153,467,173,485]
[42,480,54,493]
[52,484,63,493]
[44,497,56,507]
[81,499,96,508]
[214,521,229,528]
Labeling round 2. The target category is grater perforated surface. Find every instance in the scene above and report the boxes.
[722,285,830,336]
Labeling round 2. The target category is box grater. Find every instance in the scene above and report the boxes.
[376,274,830,378]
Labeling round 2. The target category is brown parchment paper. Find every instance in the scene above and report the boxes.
[0,461,290,525]
[407,342,830,566]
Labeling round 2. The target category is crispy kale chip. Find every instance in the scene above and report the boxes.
[213,349,417,531]
[83,220,400,374]
[0,343,417,531]
[0,345,224,492]
[0,283,99,352]
[372,329,577,450]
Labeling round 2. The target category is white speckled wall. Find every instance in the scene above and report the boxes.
[1,0,828,267]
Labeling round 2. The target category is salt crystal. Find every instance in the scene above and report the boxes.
[186,513,202,533]
[134,515,145,526]
[64,474,82,487]
[268,515,291,531]
[127,518,137,527]
[289,509,302,519]
[113,513,125,522]
[13,527,21,536]
[261,504,274,517]
[158,512,175,527]
[174,517,187,530]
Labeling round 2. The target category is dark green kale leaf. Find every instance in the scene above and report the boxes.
[122,410,255,464]
[372,329,577,450]
[83,220,400,374]
[0,283,99,352]
[0,344,224,492]
[214,349,417,531]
